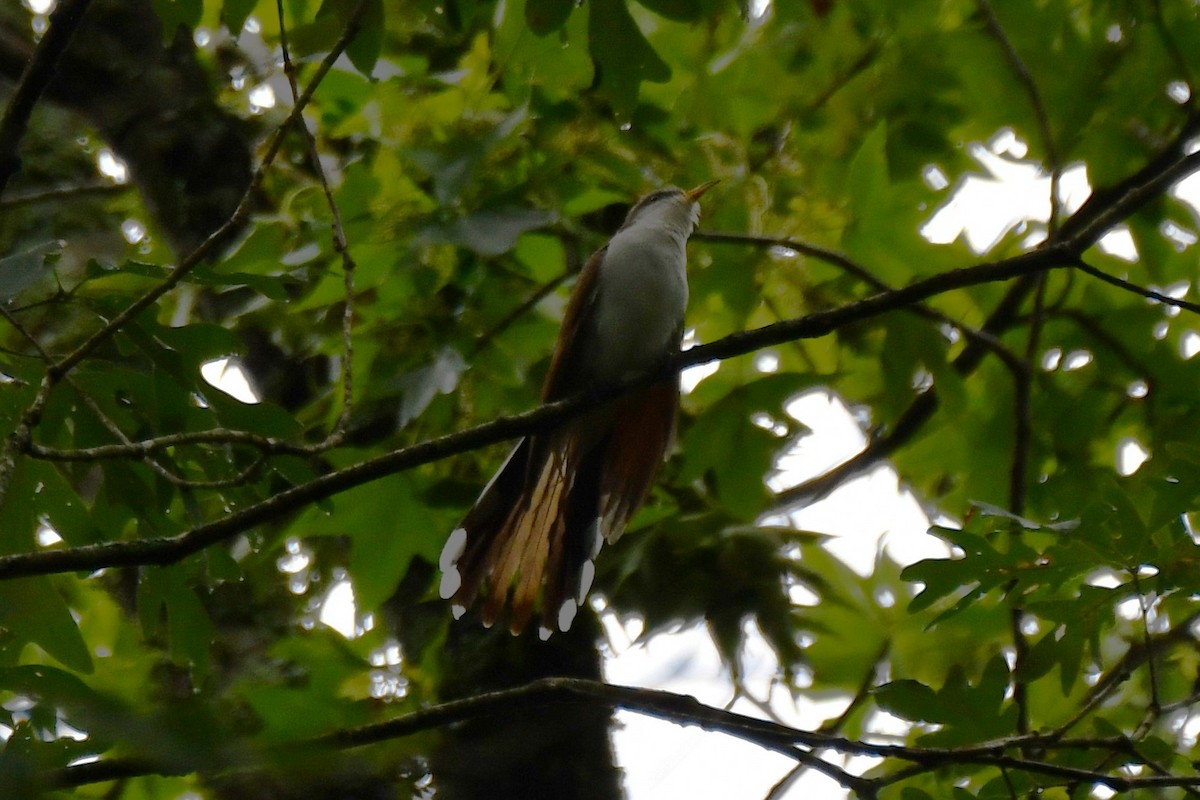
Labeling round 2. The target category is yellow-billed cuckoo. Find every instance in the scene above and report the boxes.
[439,180,718,637]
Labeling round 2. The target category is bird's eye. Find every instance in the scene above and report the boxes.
[644,190,678,204]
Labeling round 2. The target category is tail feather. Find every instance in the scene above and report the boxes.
[600,380,678,541]
[441,440,532,611]
[440,381,677,635]
[540,442,605,634]
[506,453,568,632]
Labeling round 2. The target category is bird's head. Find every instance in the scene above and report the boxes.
[620,180,719,236]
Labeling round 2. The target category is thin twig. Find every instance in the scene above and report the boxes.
[0,305,263,490]
[470,271,571,358]
[0,179,126,208]
[1074,257,1200,316]
[1131,572,1162,738]
[1007,271,1047,739]
[28,428,317,461]
[1047,609,1200,740]
[276,0,357,447]
[977,0,1062,232]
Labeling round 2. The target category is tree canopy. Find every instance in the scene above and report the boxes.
[2,0,1200,797]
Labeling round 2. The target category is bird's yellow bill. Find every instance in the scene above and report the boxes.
[685,179,720,202]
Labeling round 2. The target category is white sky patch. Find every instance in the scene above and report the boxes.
[680,329,718,393]
[200,357,260,404]
[36,520,62,547]
[319,578,357,638]
[607,621,852,799]
[26,0,55,14]
[97,149,128,183]
[920,131,1137,261]
[1181,330,1200,359]
[248,83,277,113]
[120,219,145,244]
[747,0,771,22]
[1173,170,1200,222]
[1116,438,1150,477]
[1062,350,1093,371]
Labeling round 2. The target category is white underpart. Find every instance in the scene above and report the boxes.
[584,198,698,384]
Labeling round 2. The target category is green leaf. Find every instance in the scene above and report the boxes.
[290,0,384,75]
[0,241,60,303]
[299,474,445,611]
[526,0,575,34]
[633,0,715,22]
[416,208,557,256]
[397,346,467,427]
[0,579,93,674]
[496,0,593,99]
[151,0,202,34]
[345,0,385,76]
[680,373,816,520]
[138,566,213,682]
[222,0,258,33]
[588,0,671,117]
[874,679,942,723]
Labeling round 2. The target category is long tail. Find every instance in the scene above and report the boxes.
[439,381,677,636]
[438,432,592,636]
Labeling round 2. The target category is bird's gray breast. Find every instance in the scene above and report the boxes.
[584,229,688,385]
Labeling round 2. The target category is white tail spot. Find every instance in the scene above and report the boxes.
[558,599,578,632]
[588,521,603,557]
[577,560,595,603]
[439,568,462,599]
[440,527,467,570]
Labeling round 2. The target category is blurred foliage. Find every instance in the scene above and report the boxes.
[2,0,1200,797]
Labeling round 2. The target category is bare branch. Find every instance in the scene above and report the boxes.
[0,179,126,208]
[48,676,1200,794]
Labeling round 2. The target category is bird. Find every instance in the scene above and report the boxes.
[438,180,718,638]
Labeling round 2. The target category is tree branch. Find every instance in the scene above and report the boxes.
[770,124,1200,511]
[48,676,1200,793]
